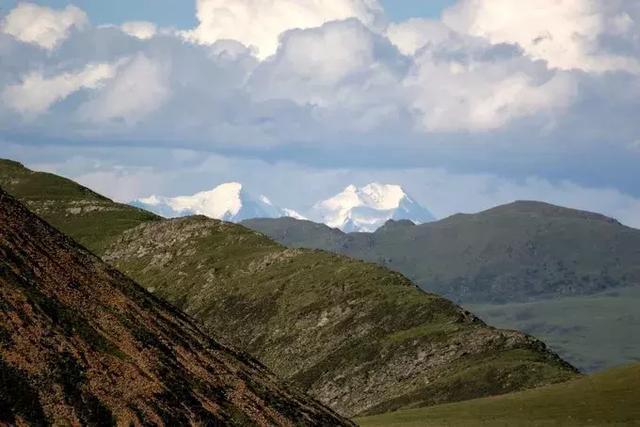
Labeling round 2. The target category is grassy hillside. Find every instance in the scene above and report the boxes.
[0,188,350,426]
[103,216,577,417]
[0,159,578,417]
[467,287,640,372]
[0,159,158,254]
[243,202,640,304]
[356,363,640,426]
[244,209,640,373]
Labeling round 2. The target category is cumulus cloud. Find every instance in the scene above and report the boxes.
[0,2,88,50]
[443,0,640,73]
[185,0,385,58]
[406,42,578,131]
[120,21,158,40]
[0,0,639,207]
[80,55,170,125]
[249,19,409,130]
[386,18,456,56]
[2,63,117,117]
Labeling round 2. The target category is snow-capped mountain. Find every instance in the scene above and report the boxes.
[311,183,435,232]
[132,183,303,222]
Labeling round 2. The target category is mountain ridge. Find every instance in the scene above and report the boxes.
[103,215,577,416]
[243,202,640,372]
[0,158,578,417]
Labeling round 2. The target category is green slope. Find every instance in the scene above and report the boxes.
[356,363,640,426]
[0,159,159,254]
[243,203,640,304]
[103,216,577,417]
[0,159,577,417]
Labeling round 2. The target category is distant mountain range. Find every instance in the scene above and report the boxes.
[132,182,434,232]
[0,159,577,417]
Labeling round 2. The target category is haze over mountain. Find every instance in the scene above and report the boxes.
[0,187,350,426]
[0,159,578,417]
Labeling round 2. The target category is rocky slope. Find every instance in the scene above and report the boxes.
[244,202,640,303]
[103,216,577,417]
[0,188,350,426]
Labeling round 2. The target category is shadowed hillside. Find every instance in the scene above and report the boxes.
[0,188,350,426]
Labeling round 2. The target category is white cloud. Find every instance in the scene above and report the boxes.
[386,18,455,56]
[120,21,157,40]
[249,20,408,131]
[2,63,117,117]
[0,0,638,202]
[184,0,385,58]
[443,0,640,73]
[0,2,88,50]
[405,41,578,132]
[80,55,170,124]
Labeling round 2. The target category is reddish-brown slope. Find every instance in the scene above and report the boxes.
[0,188,352,426]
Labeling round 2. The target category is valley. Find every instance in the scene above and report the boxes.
[467,286,640,372]
[356,362,640,426]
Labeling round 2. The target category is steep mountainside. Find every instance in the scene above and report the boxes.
[0,159,158,254]
[0,189,350,426]
[244,202,640,303]
[357,363,640,427]
[103,216,577,417]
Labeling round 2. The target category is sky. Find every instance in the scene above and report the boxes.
[1,0,640,226]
